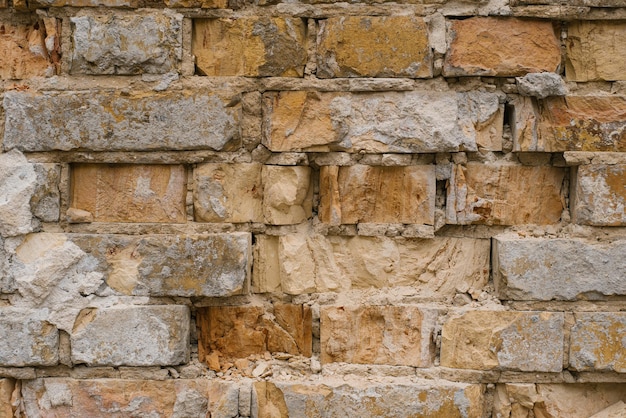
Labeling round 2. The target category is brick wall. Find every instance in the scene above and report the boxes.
[0,0,625,415]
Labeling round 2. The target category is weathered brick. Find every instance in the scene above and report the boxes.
[566,21,626,82]
[193,18,307,77]
[0,379,13,418]
[253,233,489,297]
[572,164,626,226]
[71,164,187,223]
[319,165,435,225]
[70,12,182,75]
[534,384,626,418]
[3,90,240,152]
[32,163,61,223]
[447,163,565,225]
[440,311,564,372]
[253,380,484,418]
[30,0,137,6]
[21,378,238,418]
[197,304,312,361]
[513,96,626,152]
[320,306,432,367]
[70,305,189,366]
[262,166,312,225]
[0,308,58,367]
[166,0,226,7]
[444,17,561,77]
[494,236,626,301]
[513,0,626,5]
[570,313,626,372]
[0,20,56,79]
[264,90,502,153]
[317,16,432,78]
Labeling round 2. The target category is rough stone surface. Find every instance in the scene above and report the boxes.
[320,306,431,367]
[513,96,626,152]
[262,166,312,225]
[444,17,561,77]
[32,164,61,223]
[30,0,137,6]
[440,311,564,372]
[254,232,489,297]
[494,236,626,301]
[21,378,239,418]
[316,16,432,78]
[447,163,565,225]
[566,21,626,81]
[197,304,312,360]
[0,308,58,367]
[3,90,240,152]
[71,164,187,223]
[572,164,626,226]
[534,384,626,418]
[0,21,55,79]
[0,379,13,418]
[252,379,485,418]
[70,305,190,366]
[263,90,502,153]
[319,165,435,225]
[0,150,37,237]
[516,72,567,99]
[570,313,626,372]
[193,18,306,77]
[70,12,182,74]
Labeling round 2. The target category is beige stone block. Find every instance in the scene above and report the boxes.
[21,378,238,417]
[566,21,626,81]
[444,17,560,77]
[194,163,263,223]
[534,384,626,418]
[197,304,312,361]
[319,165,435,225]
[591,402,626,418]
[570,313,626,372]
[447,163,565,225]
[0,308,58,367]
[572,164,626,226]
[71,164,187,223]
[440,311,564,372]
[165,0,225,7]
[254,233,489,297]
[320,306,431,367]
[193,18,307,77]
[262,166,312,225]
[31,0,137,5]
[0,21,55,80]
[0,379,14,418]
[317,16,432,78]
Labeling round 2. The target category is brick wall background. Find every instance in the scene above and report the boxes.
[0,0,625,416]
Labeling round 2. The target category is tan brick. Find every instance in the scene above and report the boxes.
[570,313,626,372]
[21,378,238,417]
[513,96,626,152]
[566,21,626,81]
[447,163,565,225]
[71,164,187,223]
[317,16,432,78]
[319,165,435,225]
[440,311,564,372]
[197,304,312,361]
[193,18,307,77]
[0,379,14,418]
[0,21,56,80]
[444,17,560,77]
[321,306,432,367]
[262,166,312,225]
[572,164,626,226]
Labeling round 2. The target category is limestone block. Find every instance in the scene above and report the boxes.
[71,164,187,223]
[3,90,240,152]
[590,402,626,418]
[513,96,626,152]
[0,20,55,79]
[0,308,58,367]
[534,384,626,418]
[0,379,13,418]
[516,72,567,99]
[166,0,226,7]
[252,379,484,418]
[444,17,561,77]
[254,232,489,297]
[494,236,626,301]
[319,165,435,225]
[440,311,564,372]
[262,166,312,225]
[70,305,190,366]
[263,90,502,153]
[0,150,36,237]
[31,0,137,6]
[572,164,626,226]
[193,18,306,77]
[21,378,238,418]
[316,16,432,78]
[71,12,182,75]
[32,164,61,223]
[197,304,312,361]
[512,0,626,4]
[570,313,626,372]
[320,306,431,367]
[447,163,564,225]
[566,21,626,81]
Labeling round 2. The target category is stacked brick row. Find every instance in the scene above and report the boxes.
[0,0,625,416]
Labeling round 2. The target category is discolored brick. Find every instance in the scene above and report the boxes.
[572,164,626,226]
